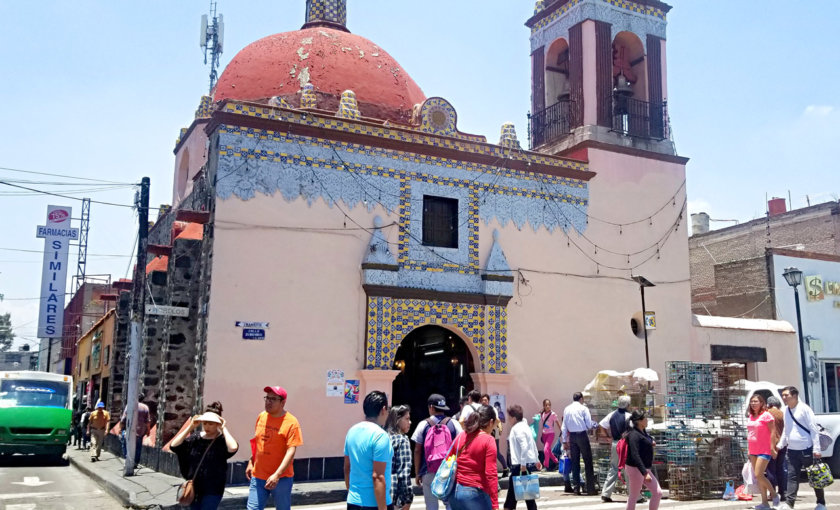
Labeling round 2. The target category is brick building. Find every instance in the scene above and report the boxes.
[689,200,840,318]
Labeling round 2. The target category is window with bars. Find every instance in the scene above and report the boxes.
[422,195,458,249]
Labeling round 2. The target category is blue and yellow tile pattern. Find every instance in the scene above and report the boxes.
[366,296,507,373]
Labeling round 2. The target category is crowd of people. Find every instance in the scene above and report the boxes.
[74,383,828,510]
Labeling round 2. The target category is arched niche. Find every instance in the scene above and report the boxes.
[544,38,571,107]
[176,148,190,201]
[612,31,647,101]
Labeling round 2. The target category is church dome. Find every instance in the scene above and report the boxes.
[213,1,426,123]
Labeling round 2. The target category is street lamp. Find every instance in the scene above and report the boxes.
[782,266,810,405]
[631,275,655,369]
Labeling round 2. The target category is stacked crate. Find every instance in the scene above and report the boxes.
[664,362,748,500]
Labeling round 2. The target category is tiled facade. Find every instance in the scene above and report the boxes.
[365,296,508,373]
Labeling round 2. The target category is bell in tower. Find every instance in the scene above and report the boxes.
[526,0,675,155]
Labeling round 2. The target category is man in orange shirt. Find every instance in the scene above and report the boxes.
[88,401,110,461]
[246,386,303,510]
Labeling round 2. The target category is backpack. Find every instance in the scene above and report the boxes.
[616,436,629,481]
[424,417,455,473]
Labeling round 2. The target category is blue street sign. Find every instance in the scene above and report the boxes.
[242,328,266,340]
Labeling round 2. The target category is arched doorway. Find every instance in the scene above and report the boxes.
[391,325,475,430]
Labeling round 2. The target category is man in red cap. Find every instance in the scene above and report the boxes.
[246,386,303,510]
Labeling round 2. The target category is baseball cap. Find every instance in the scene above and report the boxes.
[197,412,222,424]
[264,386,287,399]
[96,402,105,409]
[428,393,449,411]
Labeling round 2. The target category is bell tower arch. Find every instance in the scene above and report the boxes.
[526,0,674,155]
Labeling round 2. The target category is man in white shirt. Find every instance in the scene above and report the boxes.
[457,390,482,428]
[597,395,632,503]
[561,392,598,496]
[777,386,826,510]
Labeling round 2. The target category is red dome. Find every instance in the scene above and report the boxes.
[213,27,426,123]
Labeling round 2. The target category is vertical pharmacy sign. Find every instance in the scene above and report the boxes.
[36,206,78,338]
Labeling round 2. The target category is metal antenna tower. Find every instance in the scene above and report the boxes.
[200,1,225,94]
[74,198,91,292]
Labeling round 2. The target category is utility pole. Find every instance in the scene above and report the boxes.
[124,177,149,476]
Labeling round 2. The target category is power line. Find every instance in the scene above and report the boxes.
[0,165,135,185]
[0,247,131,258]
[0,180,158,210]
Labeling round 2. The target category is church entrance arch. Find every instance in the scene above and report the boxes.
[391,325,475,429]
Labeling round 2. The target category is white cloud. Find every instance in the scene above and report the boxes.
[687,199,712,217]
[803,105,834,117]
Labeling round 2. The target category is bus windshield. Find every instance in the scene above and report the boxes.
[0,379,70,408]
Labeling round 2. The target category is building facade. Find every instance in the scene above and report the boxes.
[105,0,800,480]
[75,309,116,409]
[689,200,840,318]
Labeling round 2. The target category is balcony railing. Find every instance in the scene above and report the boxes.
[611,94,668,140]
[529,99,577,149]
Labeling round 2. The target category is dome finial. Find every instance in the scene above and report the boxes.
[302,0,349,32]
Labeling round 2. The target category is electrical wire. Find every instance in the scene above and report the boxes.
[0,165,135,185]
[0,180,158,210]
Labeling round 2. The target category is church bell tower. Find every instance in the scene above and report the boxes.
[526,0,675,156]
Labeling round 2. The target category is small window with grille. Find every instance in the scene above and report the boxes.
[422,195,458,249]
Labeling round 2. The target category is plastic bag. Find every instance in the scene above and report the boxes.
[512,473,540,501]
[742,460,757,492]
[722,480,736,501]
[734,484,753,501]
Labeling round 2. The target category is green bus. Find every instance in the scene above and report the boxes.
[0,370,73,458]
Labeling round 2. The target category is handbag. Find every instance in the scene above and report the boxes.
[806,460,834,489]
[512,469,540,501]
[176,435,219,506]
[431,433,467,502]
[788,407,831,452]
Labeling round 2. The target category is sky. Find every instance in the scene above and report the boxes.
[0,1,837,349]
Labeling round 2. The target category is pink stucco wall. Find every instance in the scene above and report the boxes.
[203,195,394,459]
[172,125,208,206]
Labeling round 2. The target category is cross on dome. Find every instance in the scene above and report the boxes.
[302,0,348,32]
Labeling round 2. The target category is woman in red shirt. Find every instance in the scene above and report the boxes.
[451,404,498,510]
[746,394,779,510]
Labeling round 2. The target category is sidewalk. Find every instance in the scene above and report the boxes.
[68,446,566,509]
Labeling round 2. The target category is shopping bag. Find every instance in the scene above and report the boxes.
[806,460,834,489]
[512,473,540,501]
[741,461,757,493]
[721,480,736,501]
[431,435,463,501]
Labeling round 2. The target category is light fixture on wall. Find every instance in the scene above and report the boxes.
[631,275,655,369]
[394,360,405,372]
[451,357,459,367]
[783,266,810,404]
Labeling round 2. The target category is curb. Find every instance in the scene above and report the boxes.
[71,450,568,508]
[69,454,141,508]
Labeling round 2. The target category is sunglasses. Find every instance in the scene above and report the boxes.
[264,396,284,403]
[392,405,409,413]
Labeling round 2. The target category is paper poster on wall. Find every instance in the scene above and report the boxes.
[344,380,360,404]
[327,369,345,397]
[489,394,506,424]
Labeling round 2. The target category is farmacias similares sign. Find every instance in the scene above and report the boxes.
[36,205,79,338]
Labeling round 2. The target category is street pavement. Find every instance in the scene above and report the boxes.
[0,453,122,510]
[290,485,840,510]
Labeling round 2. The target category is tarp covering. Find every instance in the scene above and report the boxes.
[583,368,659,395]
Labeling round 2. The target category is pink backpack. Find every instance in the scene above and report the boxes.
[424,417,454,473]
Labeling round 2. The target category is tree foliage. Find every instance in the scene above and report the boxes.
[0,313,14,352]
